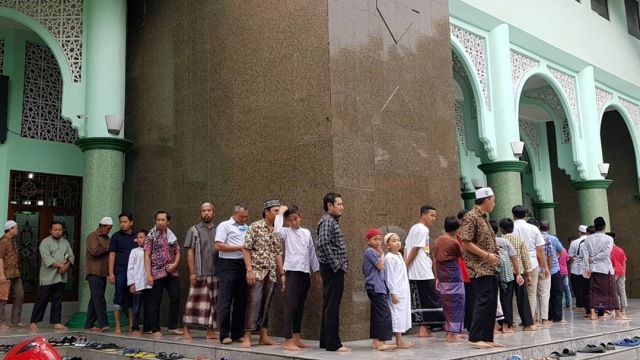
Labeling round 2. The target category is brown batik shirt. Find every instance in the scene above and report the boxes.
[0,235,20,279]
[460,207,497,278]
[243,219,284,282]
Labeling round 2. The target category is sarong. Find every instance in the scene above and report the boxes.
[367,289,393,341]
[410,279,446,331]
[589,272,618,310]
[182,276,219,328]
[437,261,465,334]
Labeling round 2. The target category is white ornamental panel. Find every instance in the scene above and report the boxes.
[525,87,571,144]
[451,25,490,111]
[619,97,640,142]
[510,50,539,94]
[548,66,579,124]
[595,87,612,115]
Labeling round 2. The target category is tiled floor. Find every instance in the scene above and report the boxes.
[1,301,640,359]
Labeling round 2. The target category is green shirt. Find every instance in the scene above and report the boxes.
[39,236,75,285]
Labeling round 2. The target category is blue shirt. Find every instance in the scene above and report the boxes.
[108,230,138,275]
[362,247,387,294]
[542,232,562,275]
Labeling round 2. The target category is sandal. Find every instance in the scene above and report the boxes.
[578,344,605,353]
[602,342,615,350]
[614,338,640,347]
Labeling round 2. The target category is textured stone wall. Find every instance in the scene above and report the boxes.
[124,0,457,340]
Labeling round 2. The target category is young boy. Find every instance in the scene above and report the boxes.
[127,229,152,335]
[384,233,414,349]
[274,205,321,351]
[363,228,394,351]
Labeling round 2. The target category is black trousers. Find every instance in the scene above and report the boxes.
[548,272,564,321]
[85,275,108,328]
[469,275,498,343]
[571,274,585,308]
[319,263,344,351]
[513,280,534,326]
[217,258,248,341]
[149,275,181,332]
[464,282,474,331]
[499,280,514,326]
[283,271,311,338]
[30,282,65,324]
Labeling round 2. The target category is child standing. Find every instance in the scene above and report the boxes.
[127,229,152,335]
[274,205,321,351]
[363,228,394,351]
[432,217,465,342]
[383,233,414,349]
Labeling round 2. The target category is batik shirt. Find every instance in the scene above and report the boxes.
[460,207,497,278]
[243,219,284,282]
[144,228,180,280]
[0,235,20,278]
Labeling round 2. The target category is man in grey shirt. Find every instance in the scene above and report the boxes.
[183,203,219,340]
[582,217,616,320]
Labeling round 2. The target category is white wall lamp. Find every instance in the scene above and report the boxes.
[511,141,525,158]
[471,178,483,189]
[105,115,125,135]
[598,163,610,177]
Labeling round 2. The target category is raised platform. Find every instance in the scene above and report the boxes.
[3,301,640,360]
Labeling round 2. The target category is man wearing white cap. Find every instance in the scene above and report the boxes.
[84,217,113,331]
[568,225,589,310]
[460,187,502,349]
[0,221,24,328]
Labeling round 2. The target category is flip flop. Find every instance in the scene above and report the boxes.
[602,342,615,350]
[559,348,576,357]
[614,338,640,347]
[168,353,184,359]
[578,344,605,353]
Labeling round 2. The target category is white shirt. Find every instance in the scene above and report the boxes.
[582,232,614,275]
[127,247,151,292]
[404,223,434,280]
[568,235,587,275]
[274,215,320,273]
[512,219,545,270]
[215,217,248,259]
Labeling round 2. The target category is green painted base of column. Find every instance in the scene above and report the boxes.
[478,161,528,221]
[571,180,612,228]
[534,202,559,234]
[461,191,476,210]
[66,311,130,329]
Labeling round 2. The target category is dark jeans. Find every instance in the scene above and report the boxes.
[469,275,498,343]
[30,282,65,324]
[149,275,181,332]
[113,274,132,312]
[283,271,311,338]
[464,281,474,331]
[319,263,344,351]
[85,275,108,328]
[498,280,514,326]
[549,272,564,321]
[131,289,153,332]
[217,258,248,341]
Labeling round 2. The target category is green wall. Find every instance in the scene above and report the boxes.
[0,28,84,223]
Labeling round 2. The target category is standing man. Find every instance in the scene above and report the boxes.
[29,221,74,331]
[609,234,631,320]
[316,192,350,353]
[241,200,285,348]
[568,225,589,310]
[583,217,617,321]
[540,220,565,324]
[108,213,138,334]
[85,217,113,332]
[144,211,182,337]
[460,187,501,349]
[405,205,444,337]
[512,205,547,320]
[183,203,219,340]
[215,204,250,345]
[0,221,24,328]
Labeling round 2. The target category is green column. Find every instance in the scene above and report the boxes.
[534,202,559,234]
[571,180,613,228]
[461,191,476,210]
[478,161,527,221]
[67,138,132,329]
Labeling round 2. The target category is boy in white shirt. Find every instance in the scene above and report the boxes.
[275,205,321,351]
[127,229,152,335]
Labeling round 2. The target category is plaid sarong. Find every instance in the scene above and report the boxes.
[182,275,219,329]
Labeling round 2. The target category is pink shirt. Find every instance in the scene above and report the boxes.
[558,249,569,275]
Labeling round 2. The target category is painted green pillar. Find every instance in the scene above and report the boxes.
[571,180,613,229]
[478,161,527,221]
[534,202,559,234]
[461,191,476,210]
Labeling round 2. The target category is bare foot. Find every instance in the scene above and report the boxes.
[132,331,141,336]
[53,324,68,331]
[446,334,462,342]
[523,325,538,331]
[152,331,163,338]
[336,346,352,352]
[486,342,505,347]
[0,324,9,331]
[241,337,252,348]
[29,323,39,331]
[616,316,632,320]
[419,327,434,338]
[590,316,598,320]
[87,326,101,331]
[542,320,553,325]
[221,337,232,344]
[556,320,568,324]
[502,327,515,333]
[396,341,414,349]
[101,326,110,332]
[205,329,218,339]
[293,341,312,348]
[283,339,302,351]
[114,327,121,335]
[169,328,183,335]
[376,344,396,351]
[259,336,279,346]
[183,327,192,340]
[469,341,492,349]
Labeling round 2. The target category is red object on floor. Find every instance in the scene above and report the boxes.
[4,336,62,360]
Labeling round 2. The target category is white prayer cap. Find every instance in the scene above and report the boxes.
[475,187,494,200]
[100,217,113,226]
[578,225,587,233]
[4,220,17,231]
